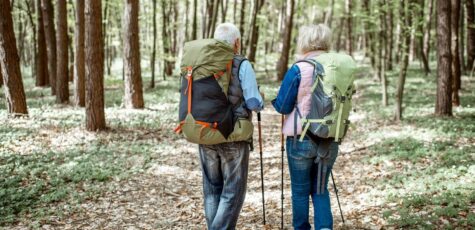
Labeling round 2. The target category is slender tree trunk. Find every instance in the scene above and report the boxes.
[277,0,295,81]
[150,0,157,88]
[416,0,430,75]
[74,0,85,107]
[466,0,475,70]
[56,0,69,103]
[0,0,28,116]
[386,0,394,71]
[41,0,57,95]
[380,0,388,106]
[451,0,461,106]
[123,0,144,109]
[423,0,434,74]
[460,3,465,73]
[435,0,453,116]
[336,17,344,52]
[395,0,413,121]
[36,0,48,86]
[161,0,172,77]
[220,0,228,23]
[239,0,246,53]
[25,0,38,83]
[324,0,335,27]
[345,0,353,56]
[185,0,190,40]
[85,0,106,130]
[247,0,264,63]
[192,0,197,40]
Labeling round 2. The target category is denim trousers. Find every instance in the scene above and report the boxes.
[198,141,250,230]
[286,136,339,230]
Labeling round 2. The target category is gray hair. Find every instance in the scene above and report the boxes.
[297,24,332,54]
[213,23,241,45]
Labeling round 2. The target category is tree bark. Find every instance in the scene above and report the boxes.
[0,0,28,116]
[451,0,461,106]
[56,0,69,103]
[379,0,388,106]
[435,0,453,116]
[276,0,295,81]
[123,0,144,109]
[0,63,3,87]
[466,0,475,70]
[417,0,430,75]
[36,0,48,86]
[423,0,434,74]
[85,0,106,130]
[324,0,335,27]
[345,0,353,56]
[25,0,38,83]
[192,0,197,40]
[41,0,57,95]
[247,0,264,63]
[239,0,246,53]
[395,0,413,121]
[150,0,157,88]
[74,0,85,107]
[386,0,394,71]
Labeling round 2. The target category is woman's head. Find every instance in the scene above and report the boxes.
[297,24,332,54]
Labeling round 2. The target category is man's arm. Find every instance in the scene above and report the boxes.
[239,60,264,112]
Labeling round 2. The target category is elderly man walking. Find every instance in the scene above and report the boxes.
[175,23,263,229]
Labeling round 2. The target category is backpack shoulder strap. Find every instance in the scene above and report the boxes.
[232,55,247,80]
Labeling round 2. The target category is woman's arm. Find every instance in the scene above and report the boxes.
[272,65,301,114]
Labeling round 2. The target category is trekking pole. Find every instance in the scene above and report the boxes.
[331,171,345,225]
[280,114,285,229]
[257,112,266,225]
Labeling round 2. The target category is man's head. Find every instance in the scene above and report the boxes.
[214,23,241,54]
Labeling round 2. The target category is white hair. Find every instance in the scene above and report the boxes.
[297,24,332,54]
[213,23,241,45]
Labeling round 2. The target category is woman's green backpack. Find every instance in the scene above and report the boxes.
[299,53,357,142]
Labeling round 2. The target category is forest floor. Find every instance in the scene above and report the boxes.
[1,62,475,229]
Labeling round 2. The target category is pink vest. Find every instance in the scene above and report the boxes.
[282,51,325,136]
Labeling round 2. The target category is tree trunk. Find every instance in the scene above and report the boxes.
[395,0,413,121]
[247,0,264,63]
[460,3,465,73]
[220,0,228,23]
[466,0,475,70]
[56,0,69,103]
[276,0,295,81]
[41,0,57,95]
[161,0,173,77]
[239,0,246,53]
[0,63,3,87]
[345,0,353,56]
[36,0,48,86]
[74,0,85,107]
[435,0,453,116]
[25,0,38,83]
[123,0,144,109]
[451,0,461,106]
[416,0,430,75]
[85,0,106,130]
[0,0,28,116]
[423,0,434,74]
[379,0,388,106]
[324,0,335,27]
[386,0,394,71]
[150,0,157,88]
[192,0,197,40]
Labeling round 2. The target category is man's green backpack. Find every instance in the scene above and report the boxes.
[175,39,253,145]
[298,53,357,142]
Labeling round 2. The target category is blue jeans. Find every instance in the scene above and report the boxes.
[286,137,339,230]
[198,141,249,230]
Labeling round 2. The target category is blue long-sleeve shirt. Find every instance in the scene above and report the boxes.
[238,60,264,112]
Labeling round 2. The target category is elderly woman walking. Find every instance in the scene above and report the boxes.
[272,24,343,230]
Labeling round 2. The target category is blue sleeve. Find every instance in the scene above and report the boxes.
[272,65,301,114]
[239,60,264,112]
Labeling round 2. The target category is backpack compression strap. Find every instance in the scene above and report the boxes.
[294,59,328,142]
[174,61,233,134]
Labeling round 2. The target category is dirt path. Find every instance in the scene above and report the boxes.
[19,107,386,230]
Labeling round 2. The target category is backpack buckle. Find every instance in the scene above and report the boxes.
[325,120,333,125]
